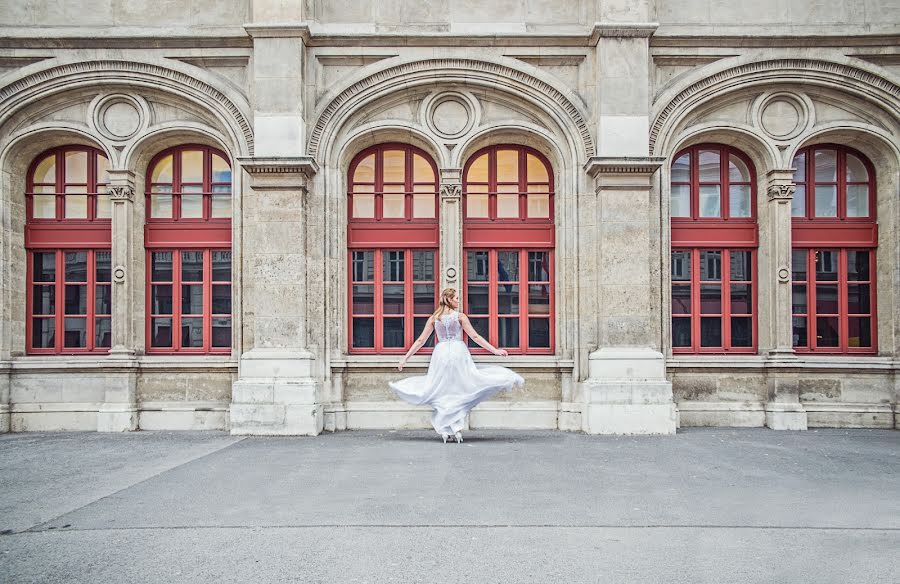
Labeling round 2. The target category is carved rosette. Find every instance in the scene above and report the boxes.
[440,183,461,201]
[767,183,795,202]
[108,185,135,202]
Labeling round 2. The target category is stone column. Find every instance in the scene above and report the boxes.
[581,159,676,435]
[764,169,807,430]
[0,369,8,433]
[229,158,323,436]
[96,171,138,432]
[439,168,462,291]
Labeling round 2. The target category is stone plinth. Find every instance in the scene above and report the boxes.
[582,348,677,435]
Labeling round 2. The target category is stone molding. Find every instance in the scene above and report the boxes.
[308,58,594,159]
[590,22,659,42]
[439,183,461,200]
[584,156,666,177]
[107,185,135,201]
[651,59,900,153]
[767,183,795,202]
[0,60,254,153]
[237,156,319,177]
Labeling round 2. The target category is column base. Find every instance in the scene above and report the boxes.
[765,402,808,431]
[97,405,138,432]
[0,404,9,433]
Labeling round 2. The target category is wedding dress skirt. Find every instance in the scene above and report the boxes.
[390,311,524,435]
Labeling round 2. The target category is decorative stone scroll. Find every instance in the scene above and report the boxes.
[439,183,461,200]
[767,183,795,202]
[108,185,135,201]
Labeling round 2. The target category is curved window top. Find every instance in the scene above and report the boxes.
[146,145,232,222]
[27,146,110,222]
[463,145,554,222]
[670,144,755,222]
[791,145,875,221]
[348,144,438,222]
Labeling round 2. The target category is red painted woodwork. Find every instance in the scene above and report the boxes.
[670,223,758,247]
[791,145,876,222]
[792,223,878,248]
[144,224,232,248]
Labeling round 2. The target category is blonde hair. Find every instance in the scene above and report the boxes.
[432,287,457,319]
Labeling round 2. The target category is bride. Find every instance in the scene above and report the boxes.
[391,287,524,443]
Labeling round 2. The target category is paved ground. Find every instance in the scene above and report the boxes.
[0,428,898,584]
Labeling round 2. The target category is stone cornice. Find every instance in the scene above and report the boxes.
[584,157,666,177]
[651,33,900,48]
[244,23,311,42]
[590,22,659,44]
[237,156,319,177]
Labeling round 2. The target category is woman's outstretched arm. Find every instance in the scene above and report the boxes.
[459,313,508,357]
[398,316,435,371]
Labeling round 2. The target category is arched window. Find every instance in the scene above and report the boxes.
[25,146,111,353]
[347,144,439,353]
[145,145,232,353]
[670,145,757,353]
[462,145,554,354]
[790,145,876,353]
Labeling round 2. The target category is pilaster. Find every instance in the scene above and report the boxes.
[439,168,462,291]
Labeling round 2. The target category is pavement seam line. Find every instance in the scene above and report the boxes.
[17,436,248,535]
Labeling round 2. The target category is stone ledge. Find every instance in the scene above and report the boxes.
[331,355,575,371]
[668,355,898,371]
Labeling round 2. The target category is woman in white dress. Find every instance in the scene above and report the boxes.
[391,287,524,443]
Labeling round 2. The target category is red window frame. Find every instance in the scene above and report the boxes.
[670,248,757,354]
[347,144,439,354]
[462,145,555,354]
[791,145,876,222]
[670,144,758,354]
[26,146,111,224]
[145,144,233,223]
[146,248,232,354]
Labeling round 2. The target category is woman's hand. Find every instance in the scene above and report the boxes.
[398,357,407,371]
[494,348,509,357]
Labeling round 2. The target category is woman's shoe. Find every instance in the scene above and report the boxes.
[454,431,463,444]
[442,433,450,444]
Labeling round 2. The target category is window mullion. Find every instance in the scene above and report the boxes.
[375,249,383,353]
[839,249,848,353]
[203,249,211,352]
[87,250,95,351]
[405,248,413,348]
[809,250,818,352]
[489,249,498,347]
[722,248,731,351]
[721,147,729,220]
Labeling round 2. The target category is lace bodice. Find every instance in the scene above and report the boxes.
[434,311,463,342]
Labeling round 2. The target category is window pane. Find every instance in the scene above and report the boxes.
[698,149,720,182]
[414,317,435,348]
[728,155,750,182]
[467,317,488,348]
[211,317,231,348]
[699,251,721,281]
[528,318,550,349]
[64,317,87,348]
[814,185,837,217]
[32,285,55,315]
[181,317,204,348]
[846,184,869,217]
[847,284,870,315]
[671,251,691,281]
[412,194,434,218]
[212,284,231,314]
[467,285,489,314]
[96,194,112,219]
[33,252,56,282]
[181,251,204,281]
[211,195,232,218]
[466,194,488,218]
[151,194,173,218]
[700,317,722,347]
[32,318,55,349]
[352,317,375,348]
[383,284,404,315]
[94,251,111,282]
[730,251,752,281]
[65,252,87,282]
[413,284,434,314]
[152,252,173,281]
[496,149,518,183]
[528,252,549,282]
[528,284,551,315]
[496,183,519,193]
[412,251,434,281]
[730,284,751,314]
[33,154,56,184]
[792,152,806,182]
[151,317,173,347]
[383,250,404,281]
[731,317,752,347]
[467,251,489,281]
[212,251,232,281]
[816,317,839,347]
[698,185,721,217]
[65,185,88,194]
[211,153,231,183]
[383,317,404,348]
[151,155,174,183]
[413,154,434,183]
[792,316,807,347]
[848,317,872,348]
[95,318,111,348]
[699,284,721,314]
[152,284,173,314]
[498,318,519,348]
[846,154,868,182]
[791,185,806,217]
[792,250,807,280]
[181,194,203,218]
[497,193,519,218]
[729,184,751,218]
[382,193,405,218]
[527,193,550,218]
[181,150,203,183]
[671,154,690,182]
[497,284,519,314]
[95,284,112,315]
[32,194,56,218]
[352,285,374,314]
[497,251,519,281]
[351,251,374,282]
[526,153,548,183]
[815,284,839,314]
[814,149,837,182]
[672,317,691,348]
[353,154,375,183]
[467,154,489,182]
[383,150,405,184]
[792,284,807,314]
[65,194,88,218]
[671,284,691,314]
[64,151,88,183]
[815,250,838,281]
[671,184,690,217]
[847,251,870,281]
[352,193,374,218]
[182,284,203,314]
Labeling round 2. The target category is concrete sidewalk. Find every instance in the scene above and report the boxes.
[1,428,898,583]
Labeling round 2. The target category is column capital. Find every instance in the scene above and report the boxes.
[237,156,318,190]
[108,185,135,202]
[439,183,461,201]
[585,156,665,190]
[766,169,796,203]
[106,168,136,186]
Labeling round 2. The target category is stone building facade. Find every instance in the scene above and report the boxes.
[0,1,898,435]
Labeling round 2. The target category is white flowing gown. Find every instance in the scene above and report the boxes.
[390,311,524,435]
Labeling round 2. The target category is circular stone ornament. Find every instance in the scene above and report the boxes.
[90,94,150,142]
[423,92,479,140]
[754,92,810,141]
